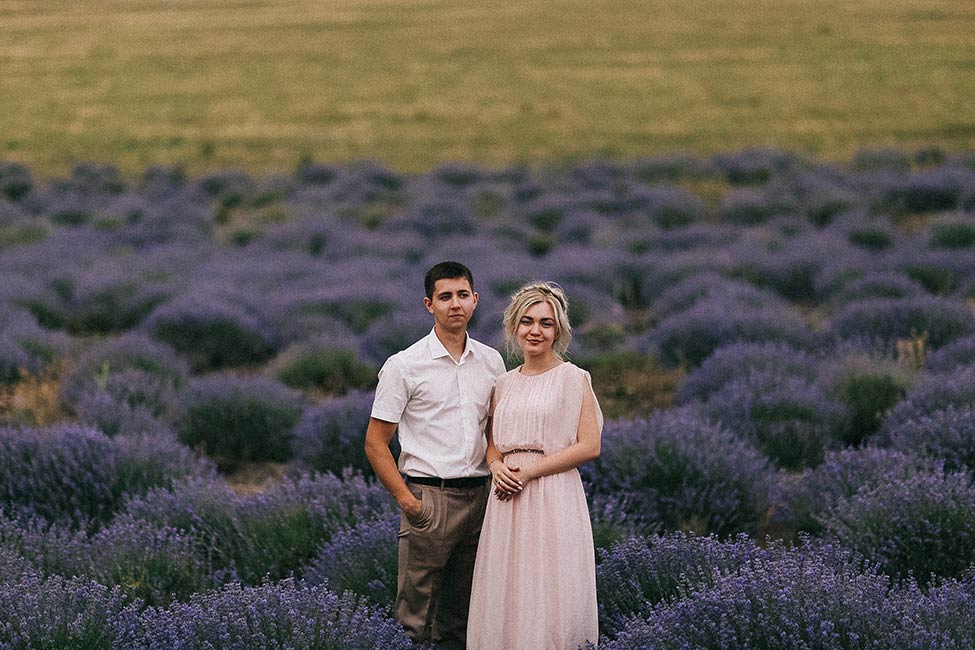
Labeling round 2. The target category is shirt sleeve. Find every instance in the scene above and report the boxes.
[371,355,410,423]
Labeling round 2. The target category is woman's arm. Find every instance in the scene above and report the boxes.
[485,392,525,497]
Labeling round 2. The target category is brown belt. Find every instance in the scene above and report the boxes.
[406,475,490,489]
[503,448,544,456]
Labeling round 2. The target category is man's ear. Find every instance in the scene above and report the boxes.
[471,291,479,309]
[423,297,434,314]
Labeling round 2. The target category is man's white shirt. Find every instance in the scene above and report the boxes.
[371,328,506,479]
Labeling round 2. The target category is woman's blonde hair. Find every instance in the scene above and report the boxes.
[502,281,572,358]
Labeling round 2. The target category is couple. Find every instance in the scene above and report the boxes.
[364,261,603,650]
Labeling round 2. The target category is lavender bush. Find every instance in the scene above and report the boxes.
[882,365,975,433]
[144,294,276,370]
[645,298,811,367]
[700,371,849,469]
[0,566,136,649]
[676,341,819,404]
[176,375,303,467]
[829,295,975,350]
[603,542,899,650]
[824,469,975,583]
[61,334,187,406]
[304,513,399,608]
[596,533,762,638]
[272,343,376,394]
[925,334,975,372]
[0,306,64,383]
[884,405,975,475]
[119,580,415,650]
[71,516,218,606]
[828,271,928,307]
[772,447,939,534]
[652,273,787,321]
[0,161,33,201]
[292,390,387,476]
[582,409,772,537]
[0,425,212,529]
[815,353,914,445]
[122,472,394,584]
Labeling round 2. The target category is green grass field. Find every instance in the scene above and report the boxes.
[1,0,974,176]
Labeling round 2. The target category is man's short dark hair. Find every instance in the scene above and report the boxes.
[425,261,474,299]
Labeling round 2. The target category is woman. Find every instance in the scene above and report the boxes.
[467,282,603,650]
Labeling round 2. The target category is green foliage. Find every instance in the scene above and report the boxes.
[848,228,893,251]
[177,378,302,467]
[930,221,975,249]
[818,356,914,446]
[275,346,376,394]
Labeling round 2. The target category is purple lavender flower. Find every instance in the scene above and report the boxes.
[925,333,975,372]
[645,297,812,367]
[596,532,762,637]
[929,216,975,250]
[829,271,928,307]
[603,540,898,649]
[676,341,819,404]
[829,295,975,349]
[701,371,849,469]
[653,273,787,321]
[0,565,136,648]
[61,333,188,408]
[583,408,772,537]
[824,469,975,582]
[718,187,797,224]
[772,447,939,533]
[123,579,414,649]
[878,165,975,215]
[123,472,394,584]
[304,513,399,607]
[176,375,303,467]
[143,293,276,370]
[884,405,975,474]
[883,365,975,433]
[71,515,218,606]
[0,306,65,382]
[292,390,390,476]
[890,247,975,295]
[0,424,212,529]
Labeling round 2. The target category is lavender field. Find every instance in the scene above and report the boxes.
[2,148,975,647]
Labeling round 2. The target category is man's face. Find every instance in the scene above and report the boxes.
[425,277,478,334]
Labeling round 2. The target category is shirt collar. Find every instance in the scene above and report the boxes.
[427,328,474,362]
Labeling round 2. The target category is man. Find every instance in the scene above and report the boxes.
[365,261,506,649]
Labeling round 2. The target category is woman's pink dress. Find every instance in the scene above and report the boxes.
[467,362,603,650]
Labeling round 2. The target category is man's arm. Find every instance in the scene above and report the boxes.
[365,417,422,518]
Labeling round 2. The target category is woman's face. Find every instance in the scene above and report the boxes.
[516,300,557,358]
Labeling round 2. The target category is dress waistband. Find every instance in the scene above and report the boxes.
[503,448,544,456]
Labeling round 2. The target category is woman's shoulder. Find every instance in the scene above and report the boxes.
[496,367,520,386]
[562,361,590,379]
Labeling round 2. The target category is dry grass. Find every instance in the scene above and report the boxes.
[1,0,973,176]
[0,366,66,427]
